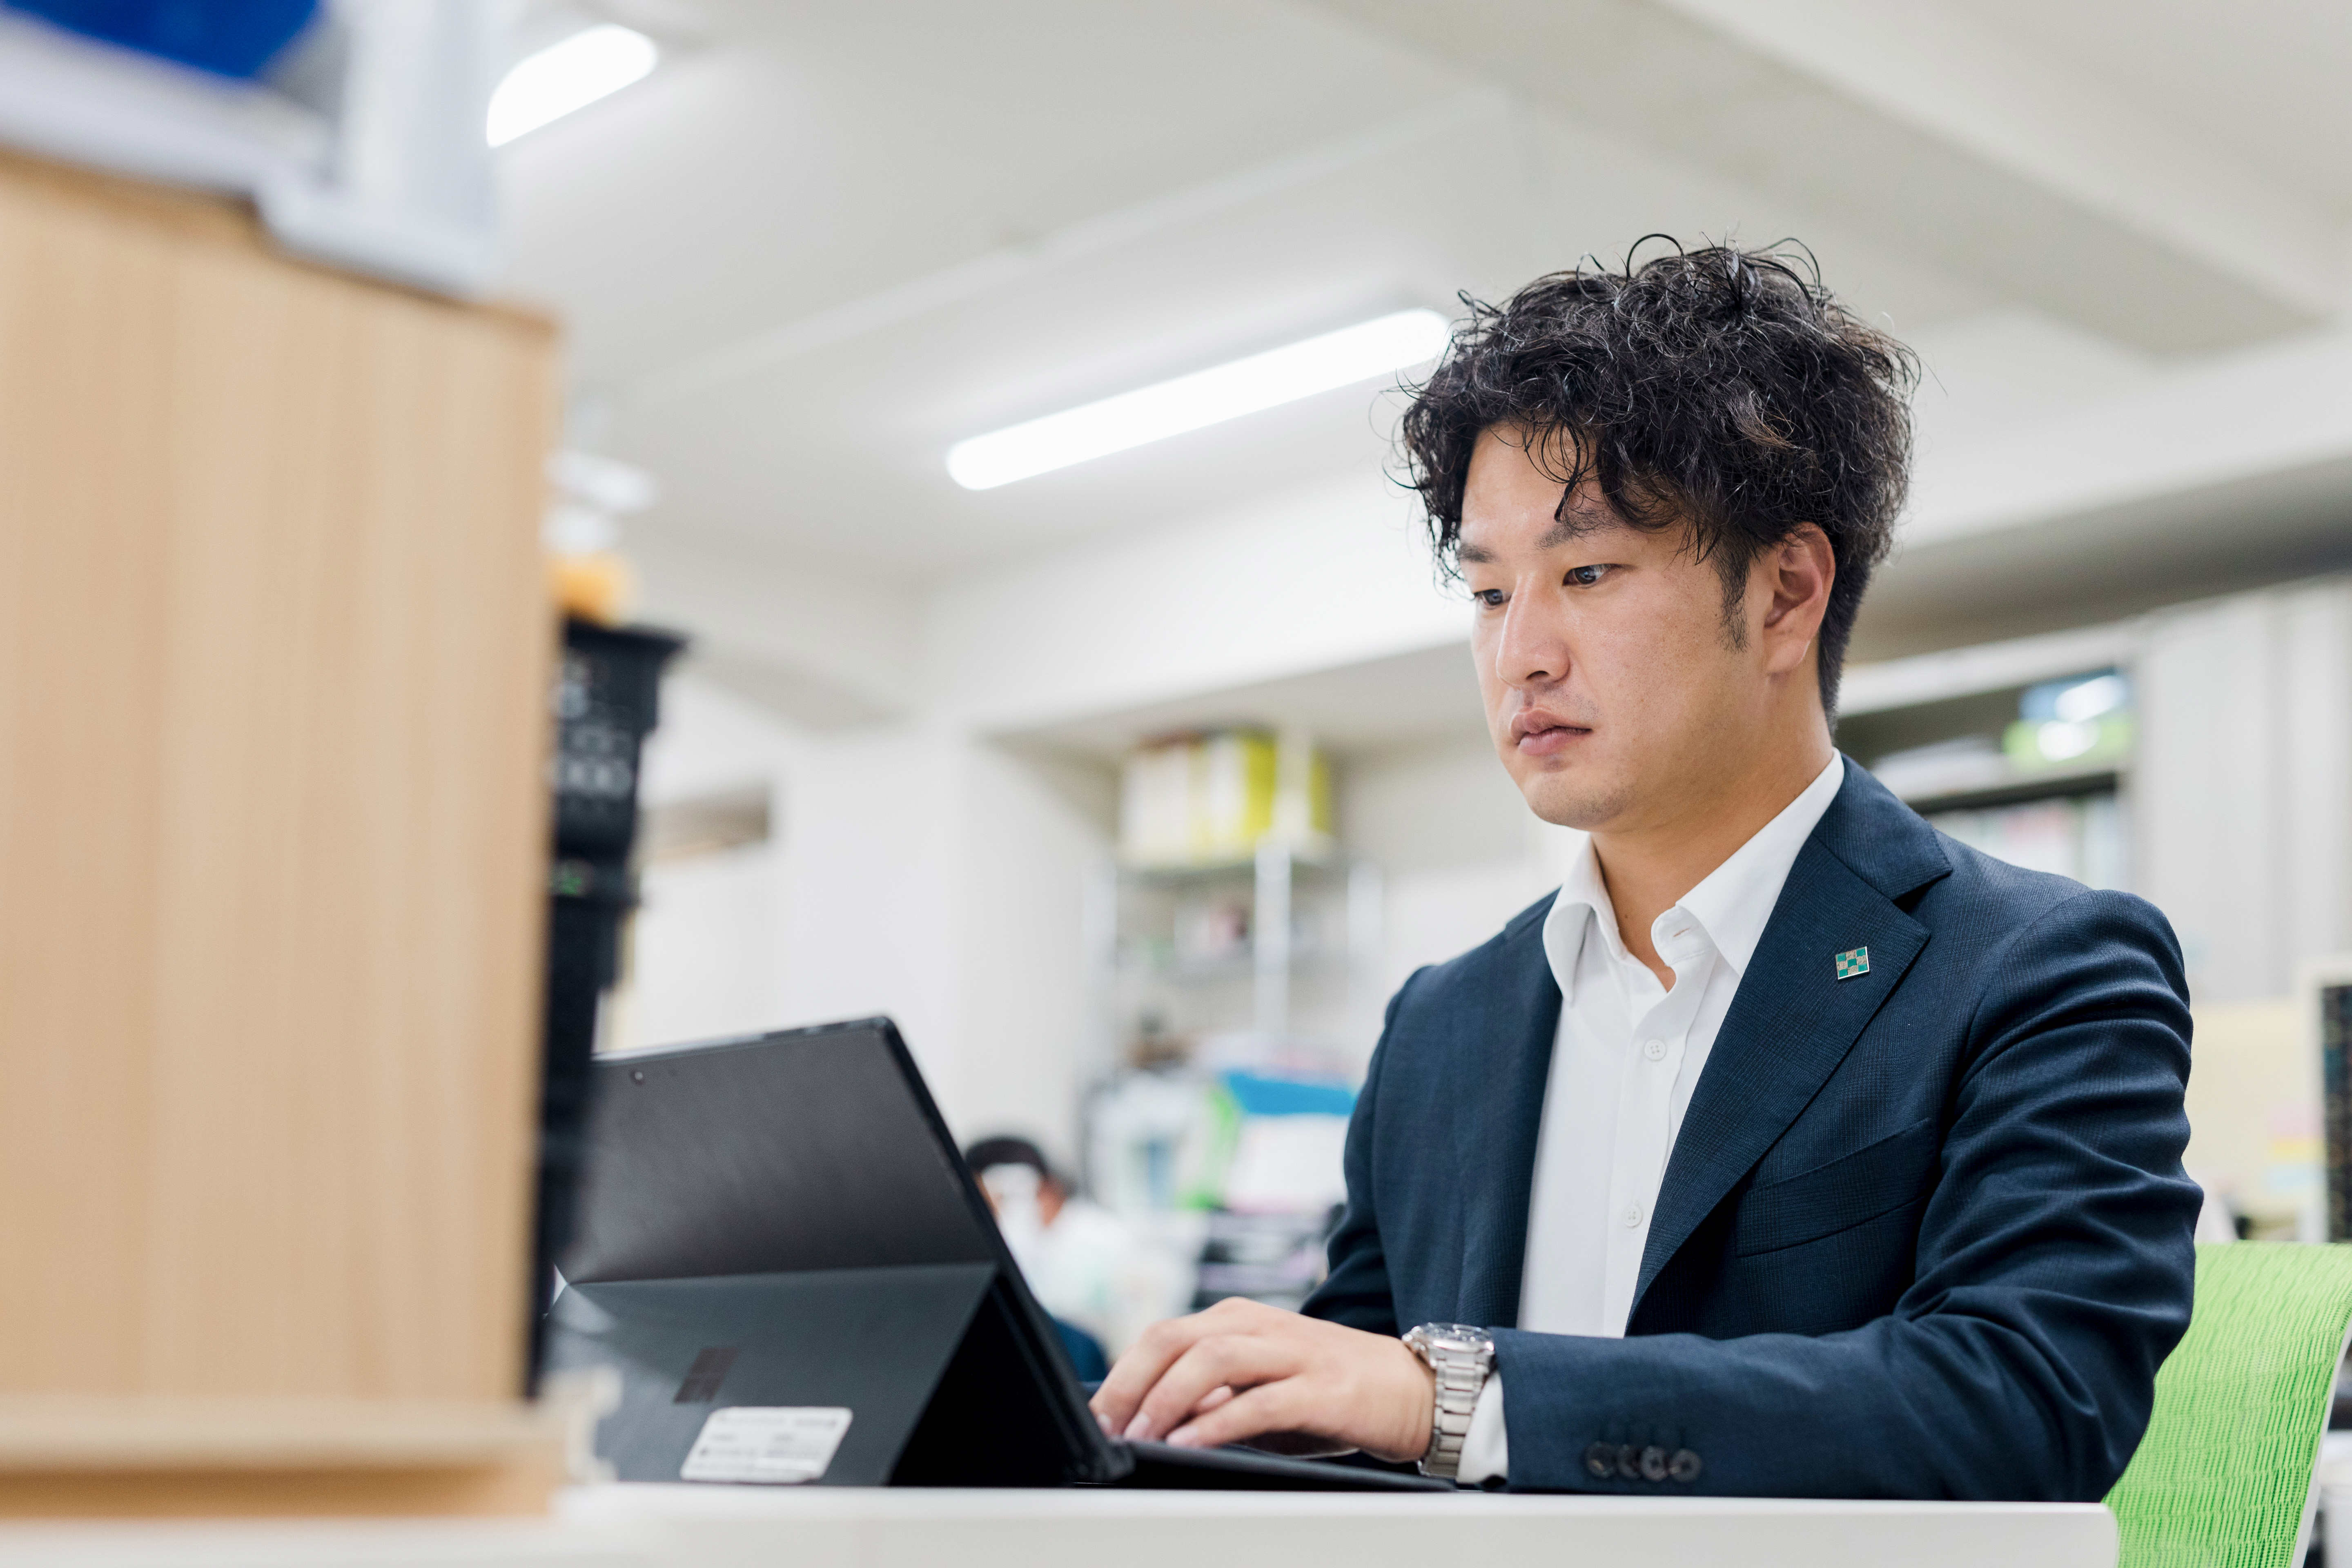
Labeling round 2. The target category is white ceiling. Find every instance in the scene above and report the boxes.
[501,0,1985,575]
[497,0,2352,688]
[1950,0,2352,211]
[506,0,1456,388]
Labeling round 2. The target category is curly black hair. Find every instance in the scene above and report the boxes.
[1398,241,1918,718]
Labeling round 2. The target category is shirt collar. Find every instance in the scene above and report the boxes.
[1670,753,1845,978]
[1540,833,1617,1002]
[1538,754,1845,999]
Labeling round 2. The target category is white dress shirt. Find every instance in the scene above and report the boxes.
[1455,755,1844,1485]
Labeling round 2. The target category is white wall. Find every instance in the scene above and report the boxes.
[628,851,782,1048]
[2135,577,2352,1003]
[624,676,793,1050]
[632,523,921,726]
[926,466,1457,734]
[1326,733,1586,1062]
[944,743,1112,1166]
[624,673,1115,1166]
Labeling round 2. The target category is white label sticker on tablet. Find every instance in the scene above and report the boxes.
[680,1406,853,1484]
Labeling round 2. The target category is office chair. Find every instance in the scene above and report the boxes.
[2107,1242,2352,1568]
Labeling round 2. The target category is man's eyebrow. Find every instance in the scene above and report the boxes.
[1457,501,1619,565]
[1535,515,1608,551]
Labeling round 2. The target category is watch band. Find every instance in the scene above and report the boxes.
[1402,1323,1495,1483]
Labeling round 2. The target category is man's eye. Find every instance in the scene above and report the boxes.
[1566,565,1611,587]
[1474,588,1508,608]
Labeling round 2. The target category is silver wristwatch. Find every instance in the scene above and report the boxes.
[1401,1322,1495,1483]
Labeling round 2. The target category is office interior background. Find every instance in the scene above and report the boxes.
[7,0,2352,1528]
[491,0,2352,1343]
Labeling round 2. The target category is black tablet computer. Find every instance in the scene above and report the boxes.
[541,1016,1446,1491]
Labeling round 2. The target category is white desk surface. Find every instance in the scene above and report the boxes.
[0,1484,2118,1568]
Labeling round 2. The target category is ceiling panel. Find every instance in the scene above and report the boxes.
[1951,0,2352,209]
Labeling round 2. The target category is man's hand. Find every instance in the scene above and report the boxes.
[1088,1297,1435,1462]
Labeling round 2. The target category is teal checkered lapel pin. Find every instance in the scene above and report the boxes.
[1834,946,1871,981]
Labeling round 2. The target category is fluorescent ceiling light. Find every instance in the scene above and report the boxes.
[947,308,1452,491]
[487,24,658,148]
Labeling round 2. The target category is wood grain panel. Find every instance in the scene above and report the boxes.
[0,149,558,1407]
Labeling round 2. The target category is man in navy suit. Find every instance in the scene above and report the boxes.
[1090,245,2199,1497]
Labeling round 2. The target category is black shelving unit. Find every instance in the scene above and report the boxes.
[528,618,685,1386]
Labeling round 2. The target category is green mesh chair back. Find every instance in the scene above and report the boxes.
[2107,1242,2352,1568]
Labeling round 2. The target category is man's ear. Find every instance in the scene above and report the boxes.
[1760,524,1835,675]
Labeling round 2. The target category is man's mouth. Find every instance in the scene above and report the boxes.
[1512,712,1590,755]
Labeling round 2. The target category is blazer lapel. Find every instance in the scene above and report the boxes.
[1629,820,1931,1318]
[1451,903,1563,1330]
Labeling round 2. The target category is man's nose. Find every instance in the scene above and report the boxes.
[1493,595,1564,689]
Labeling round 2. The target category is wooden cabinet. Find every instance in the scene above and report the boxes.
[0,149,565,1514]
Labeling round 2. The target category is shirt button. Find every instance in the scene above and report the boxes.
[1643,1038,1667,1061]
[1620,1202,1644,1227]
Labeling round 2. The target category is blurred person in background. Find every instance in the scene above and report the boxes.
[1090,243,2198,1497]
[964,1136,1138,1382]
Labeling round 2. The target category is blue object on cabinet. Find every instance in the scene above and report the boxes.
[6,0,319,79]
[1223,1070,1357,1119]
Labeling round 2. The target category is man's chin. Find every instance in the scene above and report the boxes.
[1514,771,1626,832]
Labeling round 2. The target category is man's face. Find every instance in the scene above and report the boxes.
[1460,426,1771,834]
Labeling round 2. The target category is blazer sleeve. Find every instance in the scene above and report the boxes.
[1299,971,1424,1336]
[1489,887,2200,1499]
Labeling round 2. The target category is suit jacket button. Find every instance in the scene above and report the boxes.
[1584,1442,1615,1478]
[1616,1444,1641,1479]
[1669,1448,1702,1483]
[1639,1446,1669,1481]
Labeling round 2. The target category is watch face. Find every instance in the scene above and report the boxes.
[1414,1322,1492,1352]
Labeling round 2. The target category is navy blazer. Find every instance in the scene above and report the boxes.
[1303,760,2198,1499]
